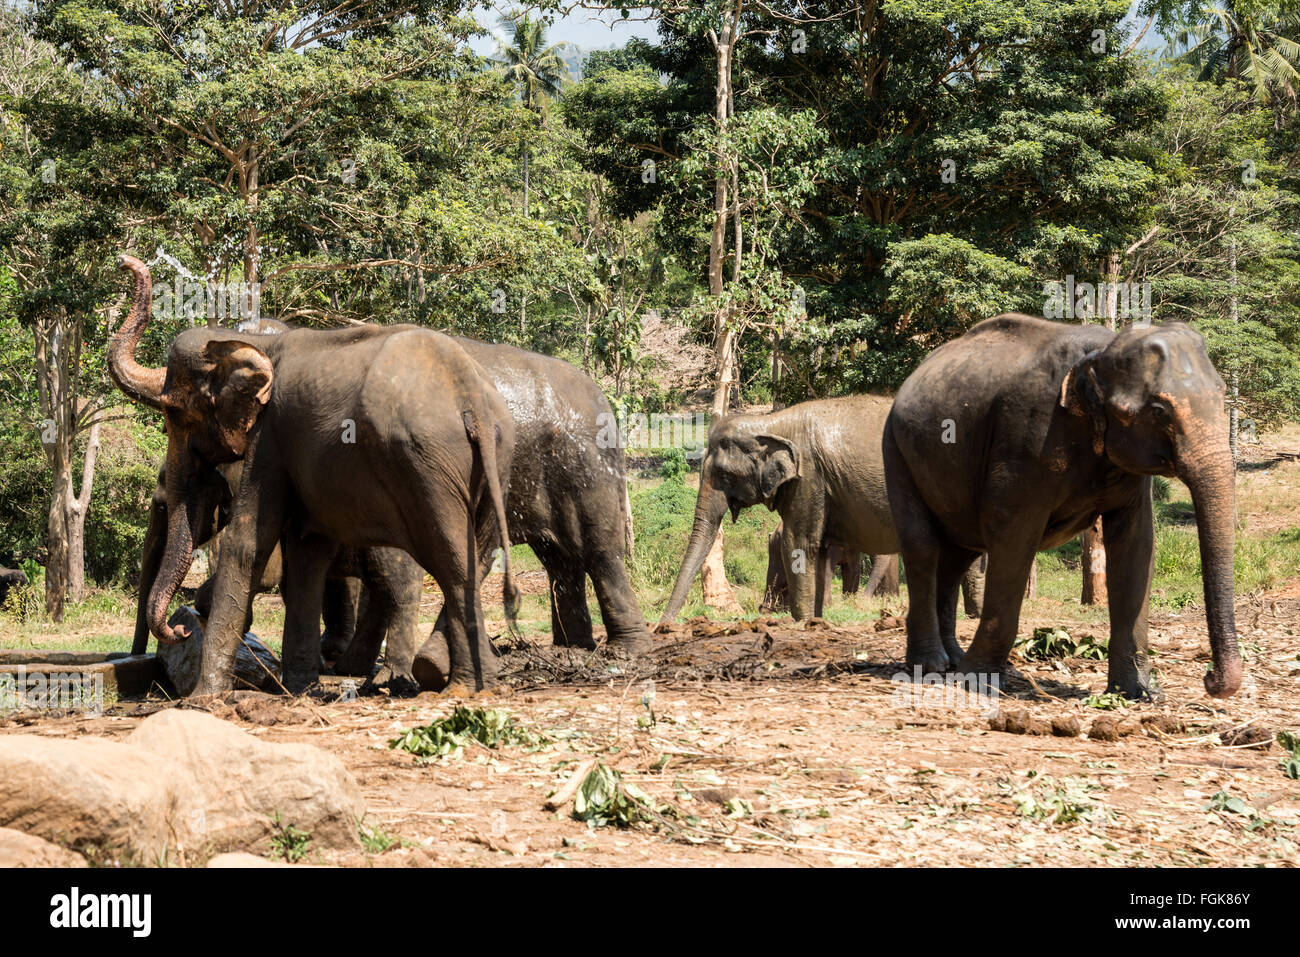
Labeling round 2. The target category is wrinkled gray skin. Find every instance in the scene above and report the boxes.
[336,338,653,689]
[664,396,902,623]
[109,255,517,695]
[884,314,1241,699]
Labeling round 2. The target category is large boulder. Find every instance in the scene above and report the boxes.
[0,709,362,865]
[157,606,282,696]
[0,827,87,867]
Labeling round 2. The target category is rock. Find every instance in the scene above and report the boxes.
[156,606,282,697]
[0,709,363,864]
[0,732,194,864]
[0,827,87,867]
[1051,715,1082,737]
[126,709,363,854]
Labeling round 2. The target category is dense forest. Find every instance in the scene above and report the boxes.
[2,0,1299,617]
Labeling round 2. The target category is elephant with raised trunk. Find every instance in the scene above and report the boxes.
[109,255,517,695]
[663,396,908,622]
[884,314,1241,699]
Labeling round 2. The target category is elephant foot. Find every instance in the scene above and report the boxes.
[1106,672,1160,702]
[362,666,420,698]
[443,680,475,698]
[905,644,957,678]
[941,635,965,665]
[282,668,320,696]
[320,634,351,666]
[605,632,653,658]
[412,634,452,692]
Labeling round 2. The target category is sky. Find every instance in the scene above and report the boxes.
[468,2,1166,63]
[468,3,660,59]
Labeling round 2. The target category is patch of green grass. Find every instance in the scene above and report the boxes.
[269,813,311,863]
[358,820,403,854]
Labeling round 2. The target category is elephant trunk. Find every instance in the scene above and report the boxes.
[661,480,729,621]
[109,255,165,410]
[1176,436,1241,698]
[146,452,202,645]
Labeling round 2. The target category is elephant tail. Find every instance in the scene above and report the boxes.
[464,408,520,637]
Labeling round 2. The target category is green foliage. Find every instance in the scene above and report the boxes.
[389,706,547,761]
[357,820,402,854]
[1018,627,1109,660]
[658,446,688,481]
[1011,773,1103,825]
[571,761,661,829]
[1084,693,1131,711]
[269,813,311,863]
[1278,730,1300,779]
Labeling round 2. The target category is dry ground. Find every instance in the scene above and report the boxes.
[1,433,1298,868]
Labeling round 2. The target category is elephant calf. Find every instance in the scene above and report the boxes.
[0,567,27,606]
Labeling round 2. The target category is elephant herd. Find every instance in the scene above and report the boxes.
[110,254,1242,702]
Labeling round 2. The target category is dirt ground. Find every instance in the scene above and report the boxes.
[3,592,1298,868]
[2,434,1299,868]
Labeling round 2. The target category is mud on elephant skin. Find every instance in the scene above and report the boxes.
[109,254,518,695]
[333,338,654,691]
[664,396,904,623]
[884,314,1241,699]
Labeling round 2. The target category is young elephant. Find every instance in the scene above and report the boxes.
[884,314,1241,699]
[663,396,901,622]
[109,255,517,695]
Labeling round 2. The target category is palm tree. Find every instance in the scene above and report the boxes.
[1158,1,1300,113]
[492,12,571,218]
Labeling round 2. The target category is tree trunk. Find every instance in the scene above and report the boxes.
[1080,517,1107,606]
[65,419,101,602]
[698,16,740,615]
[45,460,69,622]
[1024,559,1037,599]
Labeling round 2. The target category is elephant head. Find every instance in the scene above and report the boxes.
[110,255,274,644]
[661,417,798,620]
[1060,322,1241,697]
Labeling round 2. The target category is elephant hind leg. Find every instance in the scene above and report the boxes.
[536,543,595,649]
[589,549,652,654]
[937,546,981,666]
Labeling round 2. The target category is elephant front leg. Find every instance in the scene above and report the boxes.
[782,529,822,623]
[1102,492,1156,699]
[954,541,1038,686]
[279,533,337,694]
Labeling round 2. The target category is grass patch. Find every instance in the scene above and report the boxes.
[269,813,311,863]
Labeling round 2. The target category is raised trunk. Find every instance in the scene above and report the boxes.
[661,481,729,621]
[109,256,165,409]
[1179,448,1242,698]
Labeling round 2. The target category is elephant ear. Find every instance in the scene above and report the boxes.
[205,339,273,457]
[756,433,799,500]
[1059,350,1106,456]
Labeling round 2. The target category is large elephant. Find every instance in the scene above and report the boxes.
[662,396,904,622]
[883,314,1241,699]
[338,337,654,688]
[108,255,517,694]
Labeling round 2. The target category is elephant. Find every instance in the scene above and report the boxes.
[108,254,518,695]
[0,567,27,606]
[663,396,905,622]
[337,337,654,688]
[883,313,1241,699]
